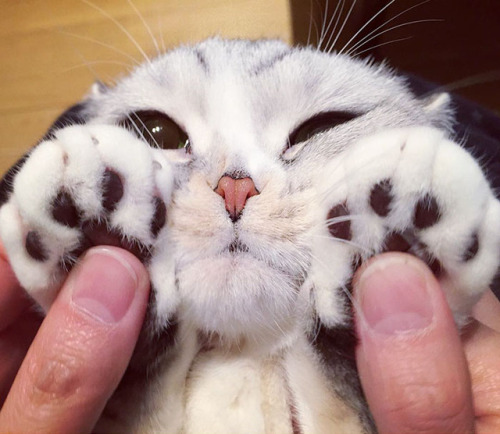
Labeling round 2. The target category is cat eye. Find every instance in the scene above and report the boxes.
[287,111,358,149]
[121,110,191,152]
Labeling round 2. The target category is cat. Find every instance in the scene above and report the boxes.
[1,37,499,433]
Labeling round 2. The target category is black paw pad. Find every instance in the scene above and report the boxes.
[370,179,393,217]
[26,231,48,261]
[82,220,122,247]
[427,257,443,278]
[463,233,479,261]
[327,203,351,241]
[52,191,80,228]
[414,194,441,229]
[383,232,411,253]
[102,169,124,212]
[151,197,167,238]
[81,220,151,263]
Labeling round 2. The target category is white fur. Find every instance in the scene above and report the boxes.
[1,38,499,432]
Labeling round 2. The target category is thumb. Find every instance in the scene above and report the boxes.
[353,252,474,433]
[0,246,150,433]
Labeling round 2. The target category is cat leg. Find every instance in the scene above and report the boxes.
[307,127,500,433]
[314,126,500,327]
[0,124,173,310]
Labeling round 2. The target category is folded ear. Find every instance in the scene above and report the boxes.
[422,92,451,114]
[89,80,109,96]
[421,92,454,131]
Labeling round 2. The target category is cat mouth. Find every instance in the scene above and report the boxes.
[226,239,249,254]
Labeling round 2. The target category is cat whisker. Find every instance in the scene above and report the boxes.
[311,234,371,255]
[306,0,315,47]
[344,19,443,59]
[324,214,363,226]
[340,0,430,56]
[313,144,402,205]
[70,48,103,84]
[272,317,289,341]
[69,49,120,89]
[57,29,142,66]
[336,0,397,57]
[318,0,345,52]
[126,0,161,56]
[420,70,500,97]
[350,36,413,58]
[62,60,136,73]
[310,314,330,345]
[157,15,167,53]
[80,0,151,64]
[125,112,162,149]
[316,0,330,51]
[327,0,358,54]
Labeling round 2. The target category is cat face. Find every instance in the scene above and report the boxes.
[82,38,446,343]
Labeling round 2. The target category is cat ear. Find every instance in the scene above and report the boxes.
[422,92,451,115]
[89,81,109,96]
[421,92,454,131]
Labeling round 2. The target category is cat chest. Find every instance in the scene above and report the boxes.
[175,338,363,434]
[183,350,294,433]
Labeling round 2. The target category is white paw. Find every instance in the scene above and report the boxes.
[313,127,500,326]
[0,124,174,309]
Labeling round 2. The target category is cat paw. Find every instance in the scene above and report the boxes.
[0,124,173,309]
[313,127,500,326]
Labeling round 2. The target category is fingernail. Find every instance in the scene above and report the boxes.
[72,247,138,323]
[356,255,435,335]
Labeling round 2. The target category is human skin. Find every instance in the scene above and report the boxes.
[0,247,499,432]
[354,252,500,433]
[0,245,150,432]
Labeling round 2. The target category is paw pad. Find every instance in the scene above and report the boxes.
[151,197,167,238]
[25,166,164,268]
[463,234,479,261]
[25,231,49,261]
[383,232,411,252]
[414,194,440,229]
[327,203,351,240]
[102,169,123,212]
[52,191,80,228]
[370,179,393,217]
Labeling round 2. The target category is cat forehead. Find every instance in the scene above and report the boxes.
[97,38,412,121]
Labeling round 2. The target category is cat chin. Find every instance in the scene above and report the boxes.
[176,254,306,344]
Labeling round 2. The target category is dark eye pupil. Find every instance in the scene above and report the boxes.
[294,125,329,144]
[121,110,190,151]
[288,111,358,148]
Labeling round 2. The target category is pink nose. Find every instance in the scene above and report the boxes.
[215,175,259,221]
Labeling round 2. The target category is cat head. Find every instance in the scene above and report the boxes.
[75,38,452,344]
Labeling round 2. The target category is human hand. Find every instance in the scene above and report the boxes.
[353,252,500,433]
[0,245,150,433]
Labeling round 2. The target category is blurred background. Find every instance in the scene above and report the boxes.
[1,0,499,173]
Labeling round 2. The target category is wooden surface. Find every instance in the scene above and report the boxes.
[1,1,499,176]
[0,0,292,174]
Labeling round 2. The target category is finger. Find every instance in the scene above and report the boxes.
[353,252,474,433]
[0,312,41,405]
[0,246,150,433]
[0,240,40,405]
[0,242,32,330]
[472,290,500,333]
[462,321,500,433]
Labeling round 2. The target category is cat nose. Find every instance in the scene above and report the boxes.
[215,175,259,222]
